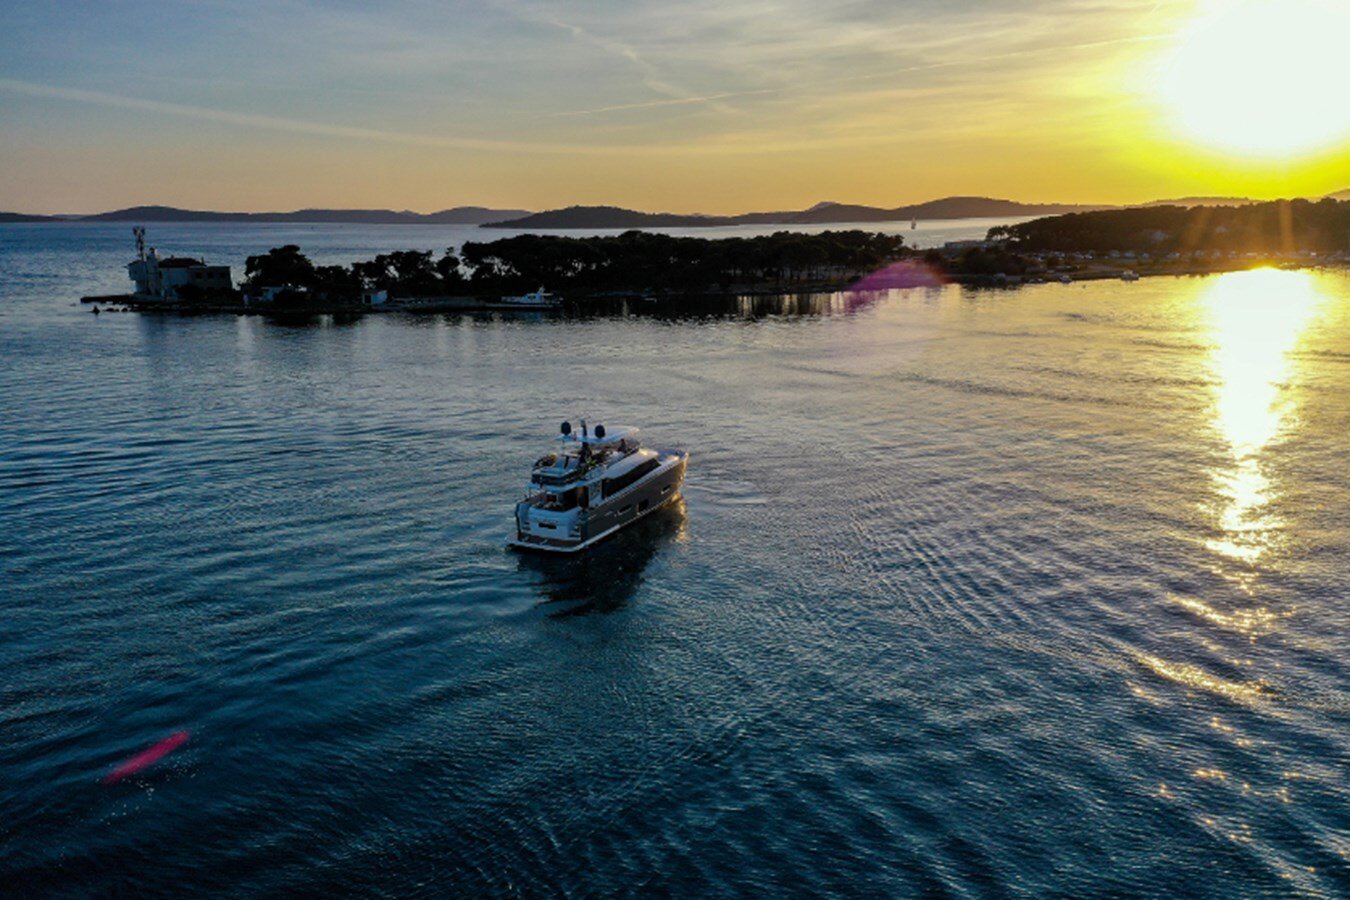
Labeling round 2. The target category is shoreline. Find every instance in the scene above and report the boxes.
[80,259,1347,317]
[943,257,1347,286]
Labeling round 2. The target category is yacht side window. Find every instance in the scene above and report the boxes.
[601,458,660,496]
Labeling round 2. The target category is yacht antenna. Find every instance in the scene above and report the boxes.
[133,226,146,262]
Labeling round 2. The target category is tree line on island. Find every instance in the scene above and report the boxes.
[927,198,1350,280]
[988,198,1349,254]
[201,198,1348,308]
[242,230,912,306]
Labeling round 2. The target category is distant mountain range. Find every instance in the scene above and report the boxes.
[1136,196,1260,208]
[1,191,1345,227]
[1114,190,1350,209]
[73,205,531,225]
[0,212,62,222]
[483,197,1110,229]
[1131,194,1350,207]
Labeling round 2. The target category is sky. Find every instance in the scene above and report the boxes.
[0,0,1346,214]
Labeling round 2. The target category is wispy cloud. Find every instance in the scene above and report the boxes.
[0,77,596,155]
[488,0,753,115]
[541,89,776,119]
[0,76,916,156]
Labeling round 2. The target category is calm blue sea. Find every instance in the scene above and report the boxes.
[2,223,1347,896]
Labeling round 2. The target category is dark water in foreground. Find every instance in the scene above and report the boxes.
[2,225,1348,896]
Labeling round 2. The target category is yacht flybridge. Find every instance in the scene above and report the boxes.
[509,420,688,553]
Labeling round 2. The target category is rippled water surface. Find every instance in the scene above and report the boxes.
[2,225,1348,895]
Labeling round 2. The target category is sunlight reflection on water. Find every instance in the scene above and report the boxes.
[1201,269,1327,575]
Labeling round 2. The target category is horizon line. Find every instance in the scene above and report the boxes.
[8,191,1347,220]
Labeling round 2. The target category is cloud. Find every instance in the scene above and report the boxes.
[541,89,776,119]
[0,76,918,156]
[0,77,594,155]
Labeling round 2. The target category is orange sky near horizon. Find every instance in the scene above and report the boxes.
[0,0,1346,215]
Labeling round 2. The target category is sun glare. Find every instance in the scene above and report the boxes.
[1155,0,1350,157]
[1201,268,1326,571]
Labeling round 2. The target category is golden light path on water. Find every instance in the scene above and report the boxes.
[1140,270,1337,855]
[1200,269,1326,577]
[1144,269,1330,701]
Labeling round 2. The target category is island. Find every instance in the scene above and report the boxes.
[80,199,1349,315]
[68,205,532,225]
[87,230,912,313]
[932,197,1350,284]
[481,197,1109,229]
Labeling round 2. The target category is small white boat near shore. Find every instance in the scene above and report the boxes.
[492,287,561,309]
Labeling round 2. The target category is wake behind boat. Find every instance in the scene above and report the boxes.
[509,420,688,553]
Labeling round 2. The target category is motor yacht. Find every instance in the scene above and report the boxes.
[494,287,561,309]
[509,420,688,553]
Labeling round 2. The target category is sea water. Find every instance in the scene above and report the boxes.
[2,224,1346,894]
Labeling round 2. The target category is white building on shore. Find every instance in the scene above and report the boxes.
[127,230,232,300]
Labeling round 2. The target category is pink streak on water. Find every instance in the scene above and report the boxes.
[104,731,190,784]
[848,260,947,294]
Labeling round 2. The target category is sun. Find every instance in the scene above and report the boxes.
[1154,0,1350,158]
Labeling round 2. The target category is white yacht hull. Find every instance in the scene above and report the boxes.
[509,450,687,553]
